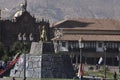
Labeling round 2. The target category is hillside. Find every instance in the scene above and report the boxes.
[0,0,120,23]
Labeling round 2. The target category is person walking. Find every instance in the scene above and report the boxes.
[114,72,117,80]
[12,77,15,80]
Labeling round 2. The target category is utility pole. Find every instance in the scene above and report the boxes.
[104,46,107,79]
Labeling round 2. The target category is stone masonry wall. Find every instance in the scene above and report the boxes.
[10,54,42,78]
[41,54,75,78]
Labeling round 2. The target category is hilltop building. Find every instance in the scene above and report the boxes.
[52,18,120,66]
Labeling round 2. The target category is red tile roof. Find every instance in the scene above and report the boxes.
[52,18,120,30]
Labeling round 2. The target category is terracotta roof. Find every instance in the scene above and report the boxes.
[52,18,120,30]
[52,34,120,41]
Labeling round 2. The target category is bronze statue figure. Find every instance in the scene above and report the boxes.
[40,26,47,42]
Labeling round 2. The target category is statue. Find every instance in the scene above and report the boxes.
[20,0,27,12]
[0,9,1,20]
[18,33,22,41]
[40,26,47,42]
[22,33,26,41]
[24,0,27,11]
[29,33,34,41]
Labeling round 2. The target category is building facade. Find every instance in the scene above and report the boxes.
[52,18,120,66]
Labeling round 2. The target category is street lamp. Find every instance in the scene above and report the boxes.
[79,38,83,64]
[22,33,26,80]
[103,46,107,79]
[78,38,84,79]
[118,47,120,73]
[18,33,33,80]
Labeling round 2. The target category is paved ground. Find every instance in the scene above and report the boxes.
[0,77,73,80]
[0,77,41,80]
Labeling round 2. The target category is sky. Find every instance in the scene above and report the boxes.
[0,0,120,23]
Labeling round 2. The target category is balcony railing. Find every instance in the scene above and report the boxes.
[68,47,119,53]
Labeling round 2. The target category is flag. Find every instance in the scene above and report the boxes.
[116,56,119,61]
[98,57,103,65]
[78,64,83,77]
[18,33,22,41]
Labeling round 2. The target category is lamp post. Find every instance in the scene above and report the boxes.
[79,38,83,64]
[18,33,33,80]
[22,33,26,80]
[78,38,83,80]
[103,46,107,79]
[118,47,120,73]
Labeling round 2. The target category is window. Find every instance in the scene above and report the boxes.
[93,42,96,48]
[98,42,102,47]
[62,42,66,47]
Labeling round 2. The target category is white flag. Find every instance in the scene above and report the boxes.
[18,33,22,41]
[98,57,103,64]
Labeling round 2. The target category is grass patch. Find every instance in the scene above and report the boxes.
[84,70,119,79]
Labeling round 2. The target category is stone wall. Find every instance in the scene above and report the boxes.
[41,54,75,78]
[10,54,42,78]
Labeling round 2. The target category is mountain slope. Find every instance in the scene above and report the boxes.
[0,0,120,23]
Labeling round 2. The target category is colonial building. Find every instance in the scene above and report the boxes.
[0,1,50,51]
[52,18,120,65]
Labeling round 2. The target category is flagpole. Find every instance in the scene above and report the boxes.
[104,46,107,79]
[23,33,26,80]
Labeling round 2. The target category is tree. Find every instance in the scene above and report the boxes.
[10,41,23,56]
[10,41,30,56]
[0,42,7,60]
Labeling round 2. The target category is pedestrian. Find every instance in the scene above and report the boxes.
[13,77,15,80]
[79,75,83,80]
[0,61,2,69]
[114,72,117,80]
[3,61,7,70]
[93,76,95,80]
[96,64,98,70]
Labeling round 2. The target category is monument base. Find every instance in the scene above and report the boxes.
[10,42,75,78]
[10,54,75,78]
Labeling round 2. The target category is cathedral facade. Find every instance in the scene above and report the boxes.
[0,3,51,51]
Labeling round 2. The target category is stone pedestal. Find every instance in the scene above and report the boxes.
[29,42,43,55]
